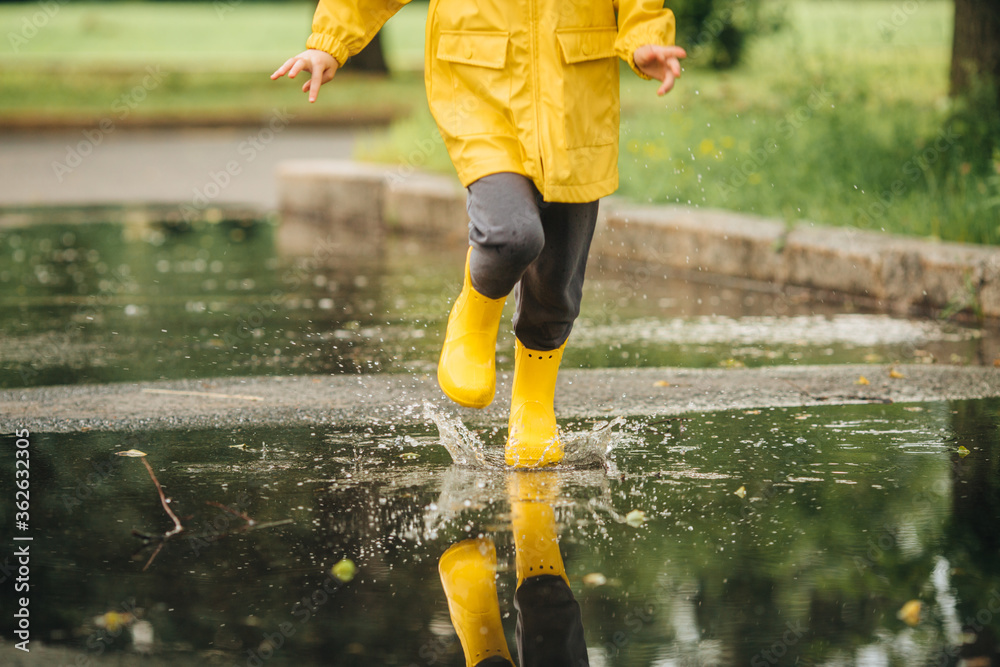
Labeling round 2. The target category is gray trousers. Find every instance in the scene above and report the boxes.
[466,173,599,352]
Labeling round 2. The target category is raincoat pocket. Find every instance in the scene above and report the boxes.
[431,30,512,138]
[556,27,619,149]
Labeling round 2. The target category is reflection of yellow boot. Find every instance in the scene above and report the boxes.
[505,340,565,467]
[509,472,568,589]
[438,538,513,667]
[438,248,507,409]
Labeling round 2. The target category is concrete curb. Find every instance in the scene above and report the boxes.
[275,159,1000,320]
[3,365,999,433]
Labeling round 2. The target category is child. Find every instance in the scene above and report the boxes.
[273,0,684,468]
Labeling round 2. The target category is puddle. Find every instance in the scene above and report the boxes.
[0,210,992,389]
[3,398,1000,665]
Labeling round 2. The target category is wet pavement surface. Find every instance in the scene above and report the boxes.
[3,206,1000,666]
[0,127,359,209]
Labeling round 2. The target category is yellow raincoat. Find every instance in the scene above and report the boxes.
[307,0,675,203]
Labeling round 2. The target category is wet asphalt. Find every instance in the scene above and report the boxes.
[3,364,998,433]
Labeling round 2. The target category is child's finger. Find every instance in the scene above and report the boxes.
[287,59,307,79]
[308,66,325,102]
[666,46,687,60]
[271,57,296,79]
[657,71,676,96]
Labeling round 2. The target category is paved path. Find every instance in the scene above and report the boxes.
[3,364,998,433]
[0,126,366,210]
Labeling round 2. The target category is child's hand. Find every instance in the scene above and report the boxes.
[633,45,687,96]
[271,49,339,103]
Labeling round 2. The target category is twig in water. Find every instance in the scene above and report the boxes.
[206,500,256,527]
[140,457,184,538]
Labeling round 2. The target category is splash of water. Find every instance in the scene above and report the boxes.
[423,402,501,468]
[423,402,623,470]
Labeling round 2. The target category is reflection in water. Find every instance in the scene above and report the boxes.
[2,400,1000,665]
[438,472,588,667]
[1,216,991,390]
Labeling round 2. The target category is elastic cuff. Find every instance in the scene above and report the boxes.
[305,32,350,67]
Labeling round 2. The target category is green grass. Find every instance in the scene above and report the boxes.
[2,0,998,243]
[0,1,425,69]
[358,0,1000,244]
[0,1,427,120]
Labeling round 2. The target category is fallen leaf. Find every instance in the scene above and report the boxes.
[856,375,870,386]
[94,611,135,632]
[654,380,671,387]
[734,485,747,499]
[332,558,356,583]
[889,368,905,379]
[897,599,921,626]
[903,407,924,412]
[744,410,761,415]
[582,573,607,587]
[957,446,970,458]
[625,510,646,527]
[993,358,1000,368]
[116,449,147,457]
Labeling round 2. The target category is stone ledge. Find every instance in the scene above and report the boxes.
[275,159,1000,320]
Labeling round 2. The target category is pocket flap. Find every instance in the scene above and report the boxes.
[556,27,617,64]
[437,31,509,69]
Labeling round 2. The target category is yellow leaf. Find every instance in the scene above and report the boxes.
[655,380,671,387]
[625,510,646,527]
[734,485,747,499]
[332,558,356,583]
[889,368,905,379]
[897,600,921,626]
[94,611,134,632]
[958,446,970,458]
[856,376,870,385]
[115,449,147,457]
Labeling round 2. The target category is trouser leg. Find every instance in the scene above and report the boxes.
[512,200,599,351]
[467,172,546,299]
[515,576,589,667]
[466,172,599,351]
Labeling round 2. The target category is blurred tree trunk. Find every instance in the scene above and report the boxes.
[348,34,389,74]
[950,0,1000,101]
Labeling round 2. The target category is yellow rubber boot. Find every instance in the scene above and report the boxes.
[505,340,565,467]
[509,471,568,589]
[438,538,514,667]
[438,248,507,409]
